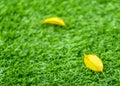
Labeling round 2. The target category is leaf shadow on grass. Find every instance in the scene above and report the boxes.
[39,24,69,38]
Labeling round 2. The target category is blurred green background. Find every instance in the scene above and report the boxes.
[0,0,120,85]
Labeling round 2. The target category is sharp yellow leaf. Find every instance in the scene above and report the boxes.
[42,17,66,27]
[84,54,103,72]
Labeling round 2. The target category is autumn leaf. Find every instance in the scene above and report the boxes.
[42,17,66,27]
[84,54,103,72]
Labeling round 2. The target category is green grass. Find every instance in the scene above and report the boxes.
[0,0,120,85]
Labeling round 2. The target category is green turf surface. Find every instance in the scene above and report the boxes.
[0,0,120,85]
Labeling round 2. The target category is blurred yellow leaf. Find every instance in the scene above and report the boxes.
[42,17,66,27]
[84,54,103,72]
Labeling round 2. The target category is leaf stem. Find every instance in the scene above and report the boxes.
[102,71,106,78]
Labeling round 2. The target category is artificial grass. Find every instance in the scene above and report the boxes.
[0,0,120,85]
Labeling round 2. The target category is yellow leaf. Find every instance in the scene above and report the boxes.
[84,54,103,72]
[42,17,66,27]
